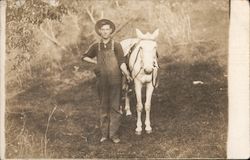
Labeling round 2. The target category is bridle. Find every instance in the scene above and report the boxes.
[130,43,142,78]
[129,39,158,88]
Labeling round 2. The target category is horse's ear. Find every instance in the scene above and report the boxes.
[152,29,159,39]
[136,28,144,39]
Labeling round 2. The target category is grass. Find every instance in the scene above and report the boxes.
[5,40,228,158]
[6,110,57,158]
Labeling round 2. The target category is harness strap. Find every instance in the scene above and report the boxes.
[98,41,101,51]
[130,47,143,80]
[127,40,141,58]
[126,40,141,74]
[151,67,159,88]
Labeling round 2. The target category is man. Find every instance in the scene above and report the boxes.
[82,19,131,143]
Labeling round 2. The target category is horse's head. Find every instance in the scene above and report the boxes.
[136,28,159,74]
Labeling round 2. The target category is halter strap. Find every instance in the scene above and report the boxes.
[129,39,158,81]
[130,47,142,80]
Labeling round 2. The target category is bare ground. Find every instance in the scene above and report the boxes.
[6,42,228,159]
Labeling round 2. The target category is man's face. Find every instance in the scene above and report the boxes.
[99,24,112,39]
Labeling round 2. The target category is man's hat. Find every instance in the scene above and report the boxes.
[95,19,116,36]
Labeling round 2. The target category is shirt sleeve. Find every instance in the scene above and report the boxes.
[114,42,125,66]
[82,43,98,58]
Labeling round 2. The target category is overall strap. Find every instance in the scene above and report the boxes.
[111,40,114,51]
[98,41,101,51]
[112,40,119,63]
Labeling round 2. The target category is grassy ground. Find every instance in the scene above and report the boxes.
[6,40,228,158]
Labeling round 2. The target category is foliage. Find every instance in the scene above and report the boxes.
[5,0,229,91]
[6,0,229,92]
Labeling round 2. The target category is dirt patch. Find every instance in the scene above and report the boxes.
[6,42,227,158]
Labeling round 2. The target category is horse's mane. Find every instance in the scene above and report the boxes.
[120,38,140,56]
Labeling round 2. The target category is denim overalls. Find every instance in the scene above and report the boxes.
[96,40,122,138]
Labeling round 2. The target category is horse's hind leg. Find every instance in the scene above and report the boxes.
[122,77,132,116]
[134,80,143,135]
[125,91,132,116]
[145,82,154,134]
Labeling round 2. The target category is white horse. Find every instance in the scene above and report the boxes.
[120,29,159,135]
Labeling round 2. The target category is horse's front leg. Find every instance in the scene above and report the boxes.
[134,79,143,135]
[145,82,154,134]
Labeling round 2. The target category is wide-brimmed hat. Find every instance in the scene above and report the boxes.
[95,19,116,36]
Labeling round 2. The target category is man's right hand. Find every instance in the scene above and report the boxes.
[82,57,97,64]
[126,74,133,83]
[120,63,133,82]
[81,56,85,62]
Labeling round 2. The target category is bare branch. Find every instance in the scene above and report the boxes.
[90,6,94,15]
[101,11,104,19]
[85,7,96,24]
[67,10,73,17]
[44,105,57,157]
[115,1,120,8]
[47,20,55,38]
[39,23,68,52]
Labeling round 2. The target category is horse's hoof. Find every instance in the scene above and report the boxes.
[146,129,152,134]
[126,112,132,116]
[119,106,123,114]
[135,131,142,135]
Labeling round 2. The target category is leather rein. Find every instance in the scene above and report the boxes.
[127,39,158,88]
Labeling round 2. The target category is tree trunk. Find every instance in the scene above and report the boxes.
[227,0,249,158]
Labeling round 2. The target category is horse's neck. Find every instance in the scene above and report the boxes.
[120,38,140,56]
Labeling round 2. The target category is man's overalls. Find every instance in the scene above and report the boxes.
[96,40,122,139]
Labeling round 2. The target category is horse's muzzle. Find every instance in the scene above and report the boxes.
[144,68,153,74]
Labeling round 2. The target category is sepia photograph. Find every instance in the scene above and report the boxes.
[0,0,249,159]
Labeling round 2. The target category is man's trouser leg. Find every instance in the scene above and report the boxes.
[98,78,110,138]
[109,83,122,138]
